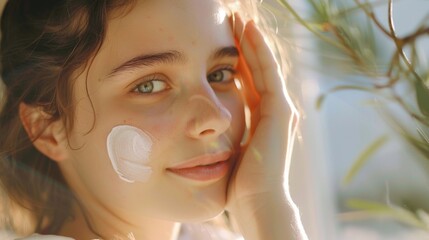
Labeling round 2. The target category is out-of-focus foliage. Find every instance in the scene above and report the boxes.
[274,0,429,229]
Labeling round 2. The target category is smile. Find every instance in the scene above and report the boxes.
[166,151,232,181]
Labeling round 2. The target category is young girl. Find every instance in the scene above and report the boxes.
[0,0,306,239]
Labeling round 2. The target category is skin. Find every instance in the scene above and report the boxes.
[227,16,306,239]
[55,0,244,239]
[20,0,305,239]
[60,0,243,239]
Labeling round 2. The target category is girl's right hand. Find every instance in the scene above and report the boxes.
[225,14,305,240]
[227,14,298,210]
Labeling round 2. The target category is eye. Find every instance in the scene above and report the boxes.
[207,67,236,84]
[133,79,168,94]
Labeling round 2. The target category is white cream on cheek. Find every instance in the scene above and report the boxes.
[106,125,153,183]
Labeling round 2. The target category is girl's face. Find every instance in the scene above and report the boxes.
[61,0,245,223]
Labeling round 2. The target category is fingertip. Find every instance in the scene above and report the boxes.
[230,13,245,42]
[244,19,259,37]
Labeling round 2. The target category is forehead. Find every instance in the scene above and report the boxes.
[93,0,233,75]
[107,0,231,47]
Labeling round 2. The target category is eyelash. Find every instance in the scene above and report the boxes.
[131,66,237,95]
[132,74,169,95]
[207,66,237,84]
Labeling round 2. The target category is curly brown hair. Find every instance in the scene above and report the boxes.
[0,0,135,234]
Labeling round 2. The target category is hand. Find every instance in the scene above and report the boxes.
[226,14,299,210]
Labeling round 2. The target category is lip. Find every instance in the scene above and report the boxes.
[166,151,232,181]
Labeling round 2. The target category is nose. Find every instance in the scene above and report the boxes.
[185,94,232,140]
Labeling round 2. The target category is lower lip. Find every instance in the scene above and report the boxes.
[167,160,229,181]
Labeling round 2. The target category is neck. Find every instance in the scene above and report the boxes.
[58,201,180,240]
[57,159,180,240]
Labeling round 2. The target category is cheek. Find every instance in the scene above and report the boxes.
[220,90,245,140]
[106,125,153,183]
[135,114,181,147]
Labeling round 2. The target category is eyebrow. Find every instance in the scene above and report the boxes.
[107,50,185,77]
[212,46,239,60]
[106,46,239,78]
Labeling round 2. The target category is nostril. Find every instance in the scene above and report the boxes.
[200,129,215,136]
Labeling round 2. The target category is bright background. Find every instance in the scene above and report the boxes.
[2,0,429,239]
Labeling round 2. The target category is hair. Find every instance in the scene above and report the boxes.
[0,0,135,234]
[0,0,293,237]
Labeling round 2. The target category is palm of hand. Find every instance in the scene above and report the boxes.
[226,16,298,210]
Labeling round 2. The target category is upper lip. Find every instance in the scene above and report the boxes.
[167,151,232,169]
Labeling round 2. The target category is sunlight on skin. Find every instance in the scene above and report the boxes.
[209,142,221,149]
[214,7,227,25]
[52,1,245,238]
[234,11,307,239]
[234,78,252,146]
[0,0,309,238]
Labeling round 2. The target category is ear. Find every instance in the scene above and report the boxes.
[19,102,69,162]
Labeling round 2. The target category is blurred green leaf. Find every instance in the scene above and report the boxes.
[347,199,428,229]
[415,79,429,117]
[316,85,373,110]
[417,209,429,229]
[278,0,429,227]
[342,135,389,185]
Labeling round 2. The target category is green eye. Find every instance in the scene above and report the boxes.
[207,68,236,83]
[134,80,168,94]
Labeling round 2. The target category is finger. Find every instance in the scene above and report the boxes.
[233,16,265,94]
[239,32,265,94]
[242,20,286,97]
[230,14,260,111]
[229,13,245,45]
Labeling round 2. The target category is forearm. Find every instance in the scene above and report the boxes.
[230,191,306,240]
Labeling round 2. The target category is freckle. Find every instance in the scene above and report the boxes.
[191,41,196,46]
[168,36,174,42]
[158,28,164,32]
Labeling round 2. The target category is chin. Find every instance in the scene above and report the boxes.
[192,179,229,221]
[165,178,229,223]
[180,202,226,223]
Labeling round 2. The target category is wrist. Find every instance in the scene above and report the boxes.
[227,190,305,240]
[228,189,288,218]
